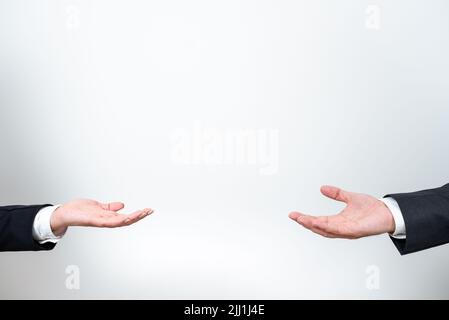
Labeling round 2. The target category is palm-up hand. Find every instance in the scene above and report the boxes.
[50,199,153,236]
[289,185,395,239]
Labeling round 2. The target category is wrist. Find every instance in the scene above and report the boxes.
[50,205,68,236]
[379,200,396,234]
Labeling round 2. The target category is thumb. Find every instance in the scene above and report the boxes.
[320,185,350,203]
[101,202,125,212]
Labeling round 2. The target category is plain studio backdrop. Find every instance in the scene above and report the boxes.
[1,0,449,299]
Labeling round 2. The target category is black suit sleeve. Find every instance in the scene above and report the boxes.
[386,183,449,255]
[0,204,57,252]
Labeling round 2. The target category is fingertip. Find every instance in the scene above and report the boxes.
[132,208,153,221]
[288,211,299,220]
[289,212,308,226]
[140,208,152,218]
[320,185,334,195]
[320,185,349,203]
[142,208,154,218]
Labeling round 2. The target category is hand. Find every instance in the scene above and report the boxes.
[288,185,395,239]
[50,199,153,236]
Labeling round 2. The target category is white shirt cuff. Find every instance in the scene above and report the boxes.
[380,197,406,239]
[32,205,65,244]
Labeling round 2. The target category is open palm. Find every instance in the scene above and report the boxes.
[50,199,153,236]
[289,185,395,239]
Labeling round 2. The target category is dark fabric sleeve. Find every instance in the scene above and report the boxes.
[386,183,449,255]
[0,204,57,252]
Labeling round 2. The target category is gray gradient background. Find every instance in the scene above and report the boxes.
[1,0,449,299]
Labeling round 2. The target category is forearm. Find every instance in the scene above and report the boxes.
[386,184,449,255]
[0,198,152,252]
[0,205,57,252]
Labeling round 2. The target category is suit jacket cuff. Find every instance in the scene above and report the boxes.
[386,185,449,255]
